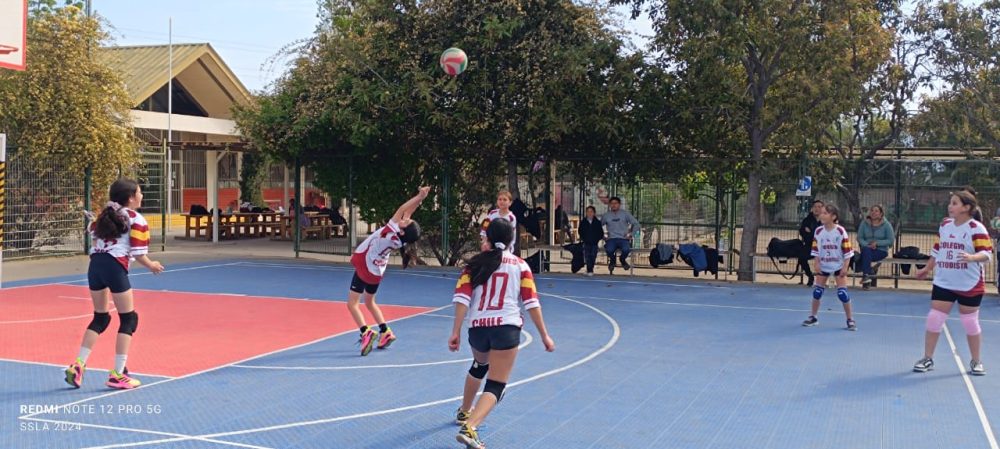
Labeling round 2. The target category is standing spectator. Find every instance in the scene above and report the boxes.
[799,200,824,286]
[856,204,894,289]
[602,197,641,275]
[578,206,604,277]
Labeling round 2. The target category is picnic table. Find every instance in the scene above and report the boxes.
[180,212,284,240]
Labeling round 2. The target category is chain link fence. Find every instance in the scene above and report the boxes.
[2,147,87,259]
[2,146,167,260]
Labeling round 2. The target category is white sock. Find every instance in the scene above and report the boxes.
[77,347,91,364]
[114,355,127,373]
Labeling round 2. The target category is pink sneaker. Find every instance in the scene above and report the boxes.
[64,358,85,388]
[359,328,378,356]
[106,370,141,389]
[377,328,396,350]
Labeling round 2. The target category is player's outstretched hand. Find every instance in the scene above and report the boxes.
[418,186,431,199]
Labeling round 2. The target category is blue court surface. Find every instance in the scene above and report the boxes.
[3,258,1000,448]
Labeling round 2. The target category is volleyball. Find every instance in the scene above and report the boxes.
[439,47,468,76]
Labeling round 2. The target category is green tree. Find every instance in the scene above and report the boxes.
[236,0,642,264]
[613,0,893,280]
[0,3,138,253]
[911,0,1000,151]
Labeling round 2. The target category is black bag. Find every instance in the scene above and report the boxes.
[564,243,584,273]
[189,204,209,216]
[525,250,549,274]
[893,246,929,275]
[767,238,805,259]
[766,238,806,280]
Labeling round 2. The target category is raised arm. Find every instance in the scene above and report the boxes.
[392,186,431,223]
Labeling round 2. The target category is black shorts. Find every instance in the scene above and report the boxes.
[819,270,843,277]
[468,325,521,352]
[88,253,131,294]
[350,272,379,295]
[932,284,983,307]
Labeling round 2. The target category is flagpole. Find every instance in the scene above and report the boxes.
[166,17,173,226]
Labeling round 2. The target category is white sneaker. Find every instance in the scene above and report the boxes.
[587,272,594,277]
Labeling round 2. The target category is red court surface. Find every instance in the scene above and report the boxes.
[0,284,431,377]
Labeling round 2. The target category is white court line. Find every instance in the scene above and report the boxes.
[120,287,428,310]
[52,262,245,285]
[0,356,164,378]
[0,306,117,325]
[68,292,620,448]
[17,417,274,449]
[235,261,732,289]
[421,313,454,318]
[58,295,92,300]
[943,323,1000,449]
[559,293,1000,323]
[0,357,170,378]
[17,305,449,421]
[232,332,532,371]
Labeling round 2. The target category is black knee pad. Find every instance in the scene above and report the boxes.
[483,379,506,403]
[87,312,112,334]
[468,361,489,379]
[118,311,138,336]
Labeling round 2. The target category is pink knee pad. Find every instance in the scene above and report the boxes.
[926,309,948,333]
[961,310,982,336]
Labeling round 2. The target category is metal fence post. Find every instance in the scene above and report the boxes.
[84,165,92,254]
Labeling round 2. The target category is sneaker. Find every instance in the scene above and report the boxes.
[377,328,396,350]
[105,370,141,389]
[620,258,632,271]
[608,260,615,274]
[586,272,594,277]
[455,408,472,426]
[64,358,85,388]
[802,316,818,327]
[971,360,986,376]
[359,328,378,356]
[913,357,934,372]
[846,319,857,331]
[457,424,485,449]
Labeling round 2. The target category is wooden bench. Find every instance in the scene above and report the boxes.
[856,257,931,288]
[531,244,657,276]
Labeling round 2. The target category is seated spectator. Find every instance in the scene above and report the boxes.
[856,204,894,289]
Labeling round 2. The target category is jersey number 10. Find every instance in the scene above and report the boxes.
[478,272,509,311]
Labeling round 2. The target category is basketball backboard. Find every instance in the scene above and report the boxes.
[0,0,27,71]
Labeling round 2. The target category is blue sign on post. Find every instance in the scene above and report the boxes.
[796,176,812,197]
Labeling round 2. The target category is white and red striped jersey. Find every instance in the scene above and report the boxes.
[89,208,150,271]
[453,254,539,328]
[480,209,518,251]
[931,218,993,296]
[351,220,403,284]
[811,224,854,273]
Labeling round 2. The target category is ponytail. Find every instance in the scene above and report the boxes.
[94,203,128,240]
[465,248,505,288]
[464,218,515,288]
[94,179,139,240]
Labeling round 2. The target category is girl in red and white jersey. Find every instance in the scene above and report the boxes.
[802,204,857,331]
[65,179,165,390]
[349,186,429,356]
[914,190,993,375]
[450,218,555,449]
[480,190,518,252]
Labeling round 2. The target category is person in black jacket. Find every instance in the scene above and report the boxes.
[578,206,604,276]
[798,200,824,286]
